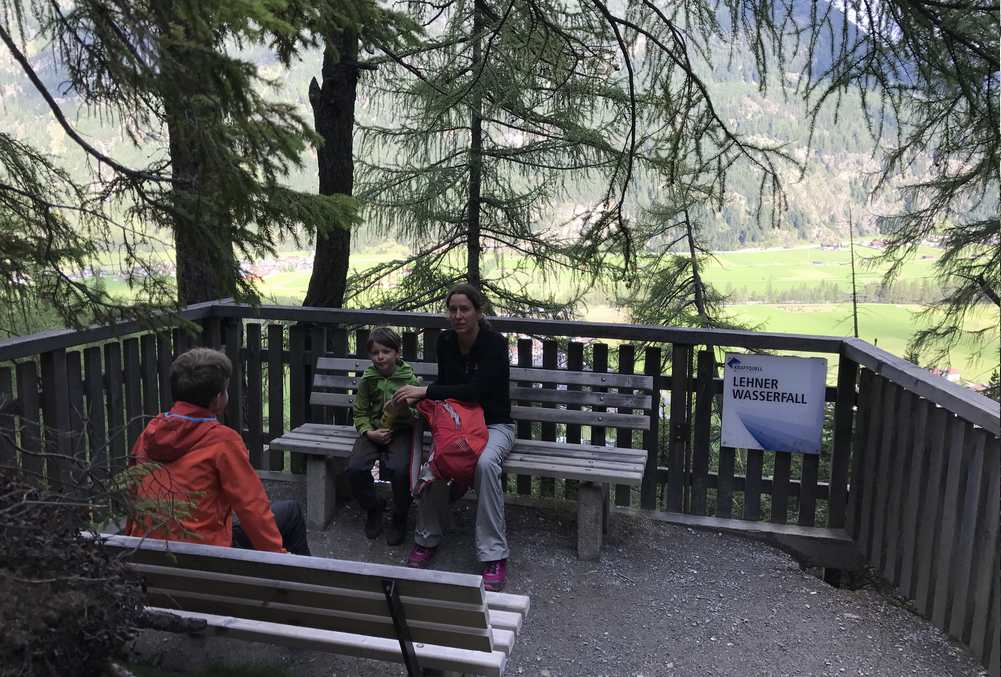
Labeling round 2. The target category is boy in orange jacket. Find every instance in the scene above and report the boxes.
[127,347,310,555]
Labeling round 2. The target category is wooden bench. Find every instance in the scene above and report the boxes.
[99,533,530,676]
[269,357,655,559]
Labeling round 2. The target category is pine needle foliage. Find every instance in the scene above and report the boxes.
[794,0,999,362]
[352,0,795,317]
[0,0,412,324]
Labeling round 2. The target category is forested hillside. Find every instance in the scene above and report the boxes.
[0,2,902,251]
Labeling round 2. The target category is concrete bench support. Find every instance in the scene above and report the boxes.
[306,456,337,530]
[577,482,604,561]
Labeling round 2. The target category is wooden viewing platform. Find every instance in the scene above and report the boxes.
[0,299,997,674]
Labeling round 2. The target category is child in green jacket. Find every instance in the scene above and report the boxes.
[346,327,421,545]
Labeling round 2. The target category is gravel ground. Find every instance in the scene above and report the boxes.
[129,480,983,677]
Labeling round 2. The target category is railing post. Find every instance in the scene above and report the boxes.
[666,344,691,513]
[691,349,714,516]
[565,341,585,501]
[156,332,173,411]
[246,323,264,468]
[40,349,72,488]
[0,366,16,467]
[640,346,661,511]
[222,318,244,439]
[829,355,858,529]
[16,361,41,481]
[289,323,307,474]
[310,325,327,424]
[200,316,222,348]
[267,324,286,472]
[139,333,160,420]
[330,326,349,426]
[515,338,533,496]
[122,338,144,458]
[541,339,558,498]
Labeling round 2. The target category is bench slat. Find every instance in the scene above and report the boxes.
[270,425,650,461]
[311,392,357,408]
[487,609,524,635]
[510,405,650,430]
[503,459,643,485]
[100,535,486,605]
[145,587,496,653]
[294,422,364,436]
[267,436,355,457]
[510,386,651,410]
[510,366,652,390]
[314,359,654,390]
[313,374,363,389]
[508,440,646,461]
[506,453,645,474]
[273,428,359,443]
[485,591,531,616]
[312,382,653,412]
[132,563,490,629]
[147,608,509,677]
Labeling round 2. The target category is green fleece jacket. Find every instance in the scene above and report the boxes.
[352,361,421,435]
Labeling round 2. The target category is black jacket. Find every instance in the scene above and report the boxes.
[426,326,512,425]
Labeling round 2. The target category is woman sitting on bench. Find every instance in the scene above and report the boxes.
[391,283,515,591]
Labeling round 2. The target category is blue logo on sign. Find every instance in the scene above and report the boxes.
[727,357,741,367]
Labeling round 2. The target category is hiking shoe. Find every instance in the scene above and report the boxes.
[407,544,437,568]
[482,559,507,592]
[364,498,385,539]
[386,514,407,546]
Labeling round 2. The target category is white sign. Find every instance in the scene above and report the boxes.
[721,353,828,454]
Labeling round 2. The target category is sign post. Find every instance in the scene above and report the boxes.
[721,353,828,454]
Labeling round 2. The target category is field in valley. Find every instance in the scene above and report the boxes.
[94,243,998,384]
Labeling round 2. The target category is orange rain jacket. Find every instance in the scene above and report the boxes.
[126,401,285,552]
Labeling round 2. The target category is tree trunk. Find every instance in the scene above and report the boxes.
[161,27,237,306]
[465,0,485,289]
[170,128,238,305]
[304,30,360,308]
[683,208,709,328]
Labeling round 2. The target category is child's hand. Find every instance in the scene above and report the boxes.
[366,429,392,445]
[383,400,411,418]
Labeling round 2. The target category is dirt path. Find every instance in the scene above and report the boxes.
[129,487,983,676]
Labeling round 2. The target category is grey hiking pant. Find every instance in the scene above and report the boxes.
[414,423,516,562]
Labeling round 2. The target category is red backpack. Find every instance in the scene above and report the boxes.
[412,399,489,493]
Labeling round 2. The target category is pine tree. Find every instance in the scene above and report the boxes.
[625,176,749,331]
[987,370,1000,403]
[348,0,791,316]
[300,8,420,308]
[798,0,999,361]
[0,0,383,316]
[350,0,625,315]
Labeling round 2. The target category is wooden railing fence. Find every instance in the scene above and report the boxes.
[0,301,997,672]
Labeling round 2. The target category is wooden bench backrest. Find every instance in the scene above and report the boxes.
[99,534,496,652]
[311,357,655,431]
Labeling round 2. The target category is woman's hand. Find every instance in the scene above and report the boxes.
[366,429,392,445]
[391,384,427,406]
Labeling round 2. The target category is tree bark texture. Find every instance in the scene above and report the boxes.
[304,31,359,308]
[160,20,238,306]
[167,104,238,305]
[683,208,709,327]
[465,0,485,289]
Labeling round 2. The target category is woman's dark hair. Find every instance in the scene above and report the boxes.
[367,326,403,353]
[445,283,489,312]
[445,283,492,327]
